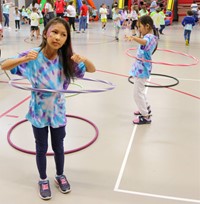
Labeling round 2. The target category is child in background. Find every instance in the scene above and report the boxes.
[121,6,128,27]
[122,9,132,38]
[182,10,195,46]
[99,3,108,30]
[139,3,149,17]
[1,17,96,200]
[130,5,138,36]
[113,7,121,41]
[91,8,98,21]
[126,15,158,125]
[77,0,88,33]
[21,6,29,24]
[13,7,21,31]
[30,7,40,41]
[159,6,166,34]
[151,7,161,38]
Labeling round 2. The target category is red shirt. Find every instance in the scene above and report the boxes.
[80,4,88,16]
[55,0,66,14]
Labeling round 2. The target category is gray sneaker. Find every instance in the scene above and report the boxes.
[54,175,71,194]
[38,180,52,200]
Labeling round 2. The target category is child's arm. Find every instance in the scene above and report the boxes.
[71,54,96,73]
[1,50,38,70]
[126,35,147,45]
[181,18,185,26]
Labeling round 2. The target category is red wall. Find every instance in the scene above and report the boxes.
[178,0,192,4]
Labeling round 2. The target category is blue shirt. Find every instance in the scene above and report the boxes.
[182,16,195,30]
[11,48,86,128]
[129,34,158,78]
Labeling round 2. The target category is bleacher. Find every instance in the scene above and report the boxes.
[178,0,200,21]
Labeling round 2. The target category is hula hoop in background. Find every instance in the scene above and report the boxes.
[7,115,99,155]
[126,48,199,67]
[128,74,179,88]
[65,83,83,98]
[9,77,115,93]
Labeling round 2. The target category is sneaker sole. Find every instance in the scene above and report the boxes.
[133,122,151,125]
[38,181,52,200]
[133,120,151,125]
[54,179,71,194]
[39,194,52,200]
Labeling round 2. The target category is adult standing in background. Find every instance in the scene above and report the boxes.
[55,0,66,18]
[44,0,55,26]
[66,1,76,31]
[2,0,13,29]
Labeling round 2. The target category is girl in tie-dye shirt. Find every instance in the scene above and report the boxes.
[2,17,95,200]
[126,15,158,125]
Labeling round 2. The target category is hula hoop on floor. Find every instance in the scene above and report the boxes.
[128,73,179,88]
[7,115,99,155]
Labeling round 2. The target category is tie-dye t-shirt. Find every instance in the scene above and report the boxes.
[11,47,86,128]
[129,34,157,78]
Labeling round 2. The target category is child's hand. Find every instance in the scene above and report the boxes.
[71,54,86,64]
[124,35,133,41]
[25,50,38,61]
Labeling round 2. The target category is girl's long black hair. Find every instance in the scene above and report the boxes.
[39,17,75,83]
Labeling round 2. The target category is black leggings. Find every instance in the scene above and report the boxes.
[32,125,66,179]
[68,17,76,31]
[15,20,20,29]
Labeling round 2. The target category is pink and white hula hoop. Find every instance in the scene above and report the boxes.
[126,48,199,67]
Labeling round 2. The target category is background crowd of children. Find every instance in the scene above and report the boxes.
[0,0,200,44]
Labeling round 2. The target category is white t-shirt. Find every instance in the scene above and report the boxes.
[151,13,161,29]
[191,3,198,12]
[30,12,40,26]
[45,3,54,12]
[130,10,138,20]
[67,5,76,17]
[99,7,107,19]
[150,0,157,12]
[13,10,21,20]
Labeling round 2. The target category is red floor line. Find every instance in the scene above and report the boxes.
[5,115,19,118]
[0,96,30,119]
[97,70,200,100]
